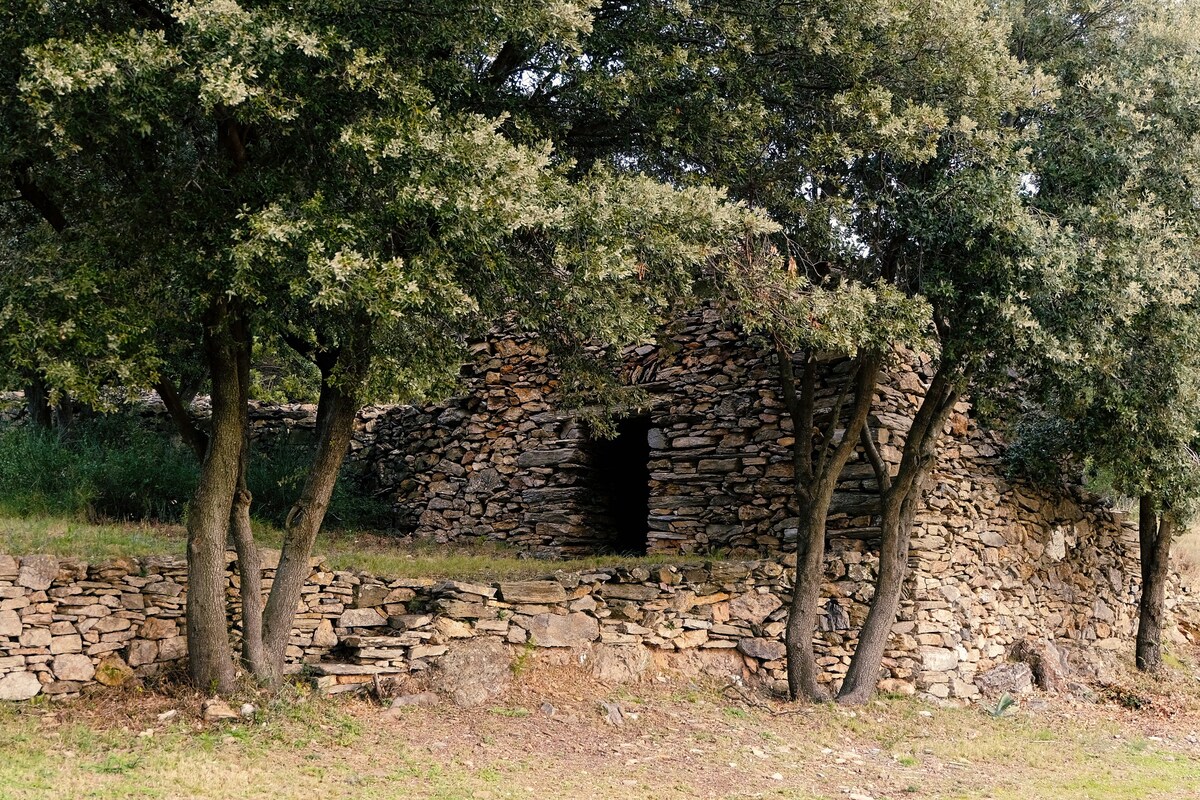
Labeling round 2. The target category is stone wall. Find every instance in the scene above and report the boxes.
[1,512,1180,703]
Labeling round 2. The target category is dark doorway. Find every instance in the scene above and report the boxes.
[590,416,652,555]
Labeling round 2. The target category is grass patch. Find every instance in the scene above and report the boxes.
[0,516,184,561]
[0,514,711,580]
[3,681,1199,800]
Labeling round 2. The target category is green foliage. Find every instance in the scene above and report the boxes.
[0,418,195,520]
[988,693,1018,718]
[0,418,388,528]
[1010,0,1200,520]
[245,435,390,530]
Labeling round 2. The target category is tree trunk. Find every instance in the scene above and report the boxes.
[837,364,960,705]
[184,300,248,694]
[252,323,372,684]
[156,377,209,460]
[25,376,52,430]
[231,464,267,675]
[257,376,361,683]
[227,329,267,677]
[779,349,881,701]
[1136,495,1174,672]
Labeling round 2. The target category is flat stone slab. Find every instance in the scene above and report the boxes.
[498,581,568,604]
[524,612,599,648]
[337,608,387,628]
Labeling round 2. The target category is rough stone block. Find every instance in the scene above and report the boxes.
[52,653,95,682]
[498,581,568,604]
[524,612,599,648]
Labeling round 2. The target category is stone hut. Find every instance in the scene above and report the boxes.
[362,307,1048,558]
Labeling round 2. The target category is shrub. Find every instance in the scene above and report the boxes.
[246,433,392,531]
[0,417,391,529]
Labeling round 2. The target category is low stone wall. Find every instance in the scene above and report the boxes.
[1,520,1177,702]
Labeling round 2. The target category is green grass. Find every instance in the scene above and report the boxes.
[0,516,185,561]
[0,514,710,580]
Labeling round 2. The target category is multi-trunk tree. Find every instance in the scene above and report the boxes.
[5,1,771,691]
[554,0,1046,702]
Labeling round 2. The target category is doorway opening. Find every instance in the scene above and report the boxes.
[589,416,652,555]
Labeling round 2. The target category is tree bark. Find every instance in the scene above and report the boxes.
[24,376,53,430]
[156,377,209,460]
[837,364,960,705]
[228,327,267,677]
[779,348,881,702]
[256,322,372,684]
[257,378,360,682]
[1136,495,1174,672]
[184,300,248,694]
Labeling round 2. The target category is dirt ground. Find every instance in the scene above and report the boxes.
[3,646,1200,800]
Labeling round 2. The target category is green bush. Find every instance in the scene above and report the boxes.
[246,434,392,531]
[0,417,390,529]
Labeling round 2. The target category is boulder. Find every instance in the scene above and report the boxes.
[737,638,786,661]
[432,639,512,707]
[728,591,782,626]
[589,645,649,684]
[17,555,58,591]
[1011,639,1070,693]
[975,662,1033,698]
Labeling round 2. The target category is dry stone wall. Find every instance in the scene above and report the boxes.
[1,521,1183,703]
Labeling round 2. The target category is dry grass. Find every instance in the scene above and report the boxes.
[1176,523,1200,592]
[0,515,709,580]
[2,652,1200,800]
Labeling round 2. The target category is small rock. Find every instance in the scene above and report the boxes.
[52,653,95,682]
[498,581,568,604]
[138,617,178,641]
[201,698,240,724]
[239,703,256,718]
[540,702,556,717]
[157,709,178,722]
[337,608,386,628]
[389,692,440,709]
[599,700,624,727]
[94,655,136,687]
[312,619,338,648]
